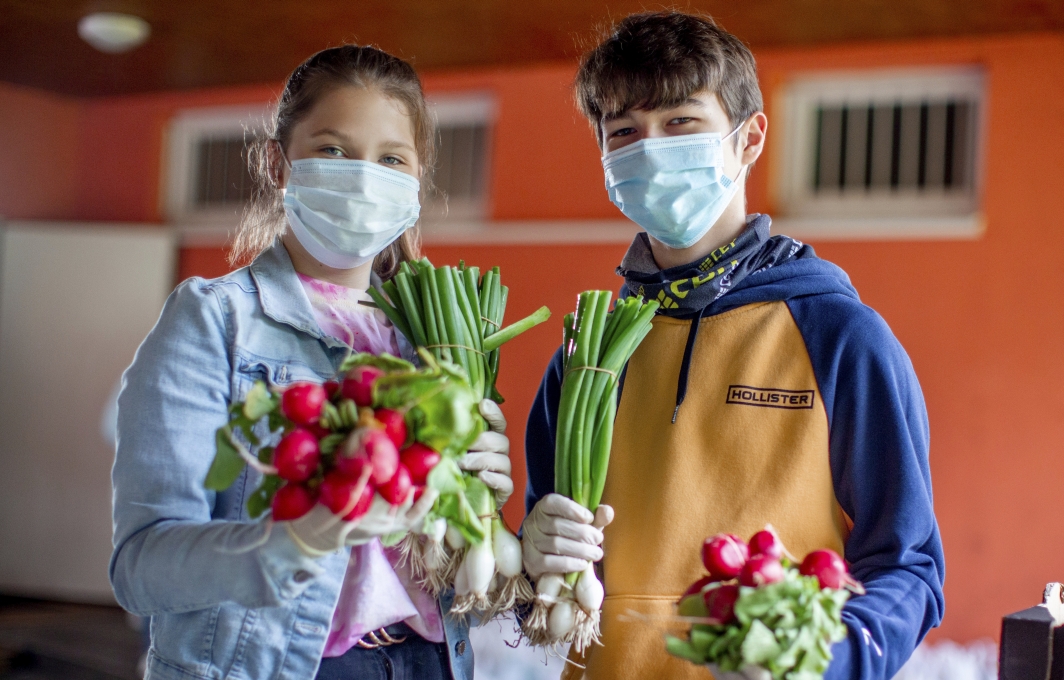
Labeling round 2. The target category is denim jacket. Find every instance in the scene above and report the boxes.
[111,243,473,680]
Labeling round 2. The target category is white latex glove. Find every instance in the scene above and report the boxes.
[521,493,614,581]
[283,488,438,557]
[344,488,439,546]
[458,399,513,505]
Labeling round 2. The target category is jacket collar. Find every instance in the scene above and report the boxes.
[248,241,335,344]
[248,241,389,349]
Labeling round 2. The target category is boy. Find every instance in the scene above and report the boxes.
[521,11,944,680]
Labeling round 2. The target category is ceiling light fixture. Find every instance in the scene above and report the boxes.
[78,12,151,54]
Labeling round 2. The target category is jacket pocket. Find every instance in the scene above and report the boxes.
[151,608,221,680]
[204,602,260,679]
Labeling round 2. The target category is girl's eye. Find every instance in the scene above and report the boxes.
[609,127,636,138]
[322,146,345,157]
[380,155,403,166]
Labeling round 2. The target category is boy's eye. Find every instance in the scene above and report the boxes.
[609,127,637,138]
[669,117,694,125]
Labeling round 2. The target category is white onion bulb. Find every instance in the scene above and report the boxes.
[575,563,604,612]
[548,598,576,639]
[492,522,523,578]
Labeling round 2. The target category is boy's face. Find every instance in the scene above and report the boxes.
[599,89,765,185]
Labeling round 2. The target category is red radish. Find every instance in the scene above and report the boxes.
[702,534,749,579]
[702,584,740,625]
[324,380,341,398]
[273,429,320,482]
[374,408,408,449]
[343,482,375,521]
[319,471,375,521]
[412,485,425,503]
[271,483,316,521]
[335,453,370,479]
[400,443,441,485]
[749,529,784,560]
[799,549,849,590]
[360,430,399,485]
[379,464,413,506]
[681,575,718,598]
[281,382,327,426]
[739,554,784,587]
[342,365,384,407]
[307,423,331,440]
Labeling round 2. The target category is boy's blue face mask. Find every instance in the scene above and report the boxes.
[602,125,745,250]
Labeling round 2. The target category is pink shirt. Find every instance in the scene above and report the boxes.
[296,274,445,654]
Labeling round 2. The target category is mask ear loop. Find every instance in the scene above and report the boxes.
[723,120,751,184]
[272,140,293,192]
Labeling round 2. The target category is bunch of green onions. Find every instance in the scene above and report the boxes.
[368,258,551,402]
[556,291,659,513]
[369,258,549,617]
[522,291,657,650]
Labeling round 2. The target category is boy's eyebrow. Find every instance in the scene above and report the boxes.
[602,97,708,123]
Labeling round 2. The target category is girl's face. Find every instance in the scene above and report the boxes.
[277,85,421,185]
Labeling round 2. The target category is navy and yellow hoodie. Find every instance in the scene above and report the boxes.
[524,216,945,680]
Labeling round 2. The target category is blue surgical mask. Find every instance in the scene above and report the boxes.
[282,158,421,269]
[602,126,744,250]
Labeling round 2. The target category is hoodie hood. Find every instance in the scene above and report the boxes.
[617,223,863,424]
[700,255,861,317]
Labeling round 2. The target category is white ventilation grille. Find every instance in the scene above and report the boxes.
[425,93,496,222]
[193,134,255,207]
[777,67,985,239]
[165,104,268,225]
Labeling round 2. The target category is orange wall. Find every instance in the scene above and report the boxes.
[0,83,83,220]
[5,31,1064,645]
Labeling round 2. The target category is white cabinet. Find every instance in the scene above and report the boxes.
[0,222,174,603]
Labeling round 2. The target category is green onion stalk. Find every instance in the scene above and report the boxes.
[368,258,549,618]
[369,259,551,403]
[523,290,659,652]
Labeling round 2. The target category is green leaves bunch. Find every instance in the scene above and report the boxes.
[666,569,850,680]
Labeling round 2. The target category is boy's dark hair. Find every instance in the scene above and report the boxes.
[575,12,763,146]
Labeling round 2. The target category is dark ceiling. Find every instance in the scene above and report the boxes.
[2,0,1063,97]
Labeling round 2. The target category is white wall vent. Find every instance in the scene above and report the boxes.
[424,93,496,223]
[165,104,269,227]
[775,67,985,239]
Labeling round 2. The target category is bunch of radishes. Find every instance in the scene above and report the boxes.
[687,528,863,615]
[204,350,530,621]
[264,364,444,522]
[666,527,862,679]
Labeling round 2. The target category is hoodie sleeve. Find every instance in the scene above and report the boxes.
[524,346,566,517]
[787,293,945,680]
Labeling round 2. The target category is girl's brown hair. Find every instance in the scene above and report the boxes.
[233,45,435,279]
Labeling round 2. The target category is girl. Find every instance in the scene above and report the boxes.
[111,45,513,680]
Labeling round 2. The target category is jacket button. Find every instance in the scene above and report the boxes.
[293,570,313,583]
[455,640,467,655]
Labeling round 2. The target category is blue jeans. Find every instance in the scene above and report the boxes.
[316,625,453,680]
